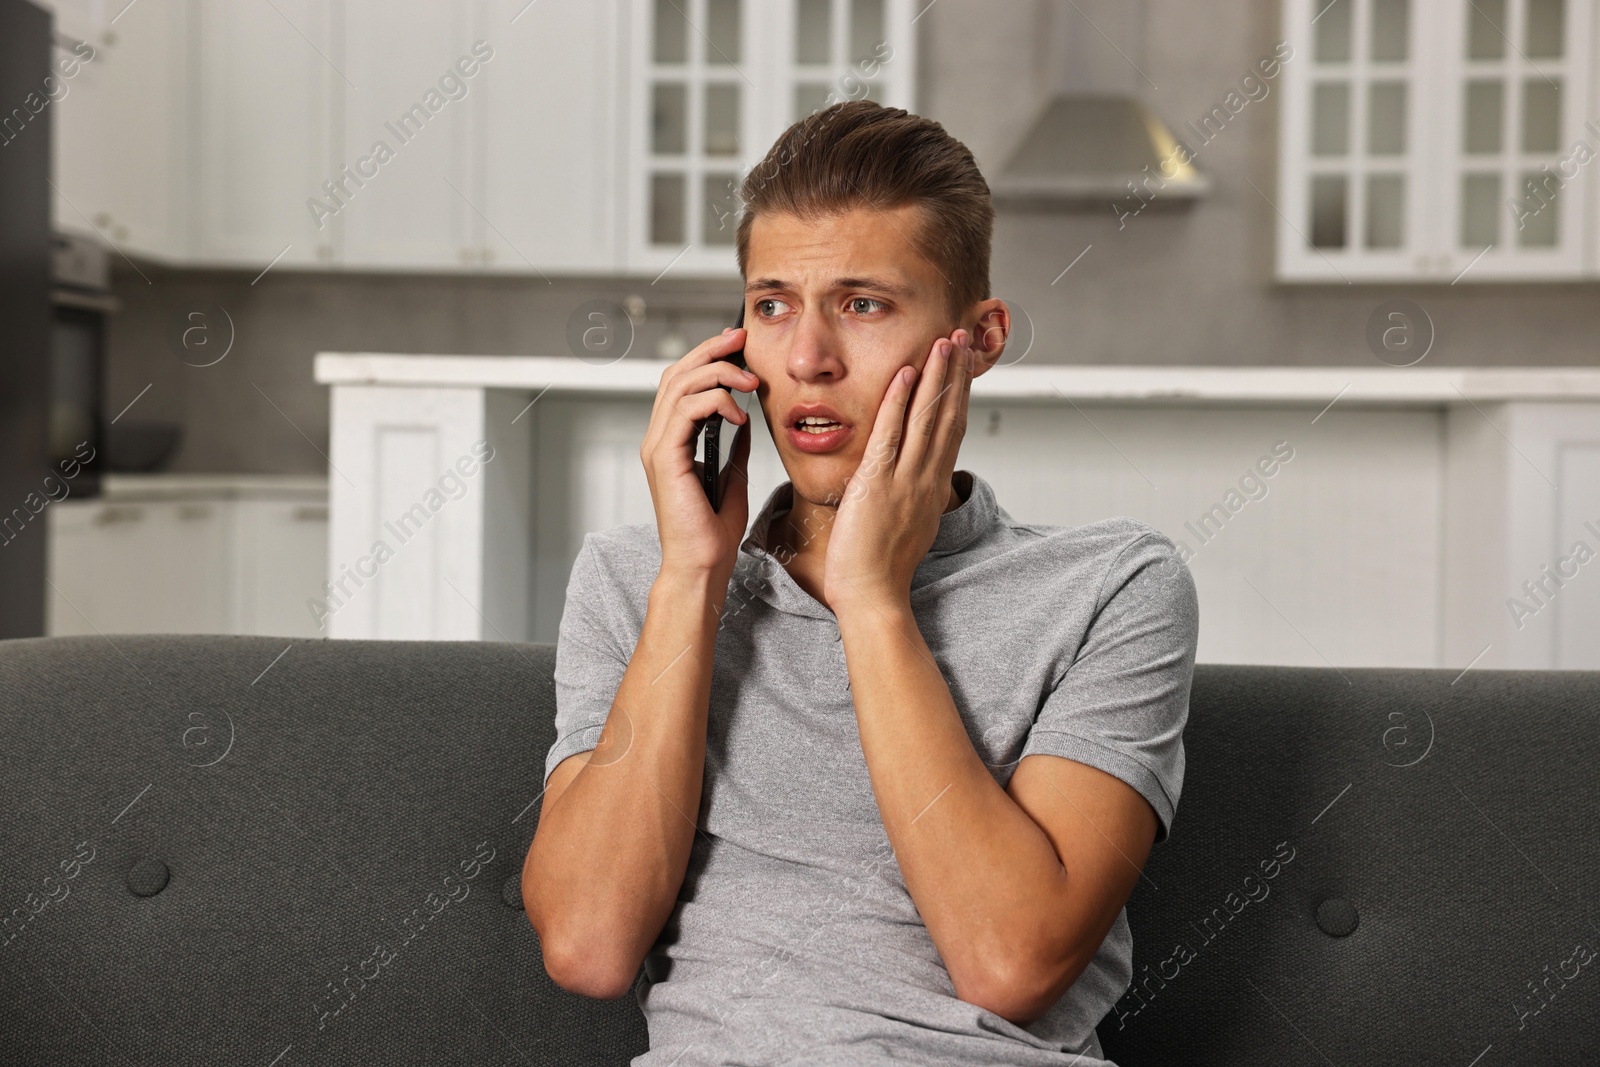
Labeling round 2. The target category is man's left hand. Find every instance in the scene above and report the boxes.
[822,327,974,614]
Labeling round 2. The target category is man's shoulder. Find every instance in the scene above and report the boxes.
[1002,512,1182,568]
[988,511,1195,612]
[585,520,662,556]
[577,522,663,595]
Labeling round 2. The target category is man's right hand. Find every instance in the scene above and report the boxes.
[640,325,758,582]
[530,328,755,995]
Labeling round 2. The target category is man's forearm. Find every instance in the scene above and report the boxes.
[526,568,724,990]
[836,598,1074,1014]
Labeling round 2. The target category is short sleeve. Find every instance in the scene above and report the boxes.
[1018,531,1199,843]
[543,533,633,790]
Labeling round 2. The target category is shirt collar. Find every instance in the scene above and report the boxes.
[736,470,1001,617]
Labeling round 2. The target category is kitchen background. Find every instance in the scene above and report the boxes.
[83,0,1600,474]
[6,0,1599,667]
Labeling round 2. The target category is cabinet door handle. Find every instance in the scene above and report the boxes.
[292,505,329,522]
[177,504,211,520]
[93,505,143,525]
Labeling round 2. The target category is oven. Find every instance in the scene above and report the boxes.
[49,230,116,499]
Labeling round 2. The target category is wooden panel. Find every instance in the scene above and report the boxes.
[372,426,442,639]
[528,394,787,642]
[1556,442,1600,668]
[321,363,1600,666]
[1500,402,1600,667]
[524,395,1443,666]
[1442,401,1511,667]
[338,0,476,268]
[479,0,621,272]
[50,0,191,259]
[194,0,339,267]
[326,384,528,641]
[46,499,232,635]
[481,389,533,642]
[958,402,1442,668]
[233,498,329,638]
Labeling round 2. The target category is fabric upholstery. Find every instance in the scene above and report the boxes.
[1099,664,1600,1065]
[1,636,1596,1065]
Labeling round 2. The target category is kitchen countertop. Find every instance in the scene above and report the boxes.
[80,474,328,502]
[313,353,1600,405]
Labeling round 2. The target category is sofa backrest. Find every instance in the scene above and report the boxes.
[1098,663,1600,1065]
[1,636,1596,1065]
[0,636,647,1066]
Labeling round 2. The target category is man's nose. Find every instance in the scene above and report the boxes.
[786,312,843,381]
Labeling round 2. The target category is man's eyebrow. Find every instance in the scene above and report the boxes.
[744,276,917,299]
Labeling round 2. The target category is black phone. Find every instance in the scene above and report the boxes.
[697,303,750,512]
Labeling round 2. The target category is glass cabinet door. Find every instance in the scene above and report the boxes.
[628,0,915,276]
[644,0,745,250]
[1433,0,1591,278]
[1278,0,1428,280]
[1276,0,1593,281]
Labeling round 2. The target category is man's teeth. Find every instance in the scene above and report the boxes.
[797,417,842,434]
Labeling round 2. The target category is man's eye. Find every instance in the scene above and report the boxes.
[849,297,885,315]
[756,298,789,317]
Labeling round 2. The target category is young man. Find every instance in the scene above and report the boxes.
[523,101,1198,1066]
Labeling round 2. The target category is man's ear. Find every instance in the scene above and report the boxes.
[968,299,1010,377]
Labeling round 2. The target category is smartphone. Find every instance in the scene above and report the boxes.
[697,302,751,512]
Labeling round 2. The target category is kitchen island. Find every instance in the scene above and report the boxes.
[314,354,1600,670]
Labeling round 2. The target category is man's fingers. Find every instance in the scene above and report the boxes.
[929,330,972,476]
[900,337,954,471]
[860,364,918,484]
[646,358,755,454]
[718,410,753,491]
[663,328,747,387]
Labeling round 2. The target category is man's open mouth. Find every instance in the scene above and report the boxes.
[795,416,845,434]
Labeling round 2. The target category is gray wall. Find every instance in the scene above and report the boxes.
[106,0,1600,476]
[103,270,738,475]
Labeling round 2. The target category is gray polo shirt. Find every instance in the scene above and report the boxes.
[544,469,1199,1066]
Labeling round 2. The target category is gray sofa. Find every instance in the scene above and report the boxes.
[1,634,1597,1065]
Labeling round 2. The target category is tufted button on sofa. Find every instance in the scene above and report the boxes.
[2,636,1597,1065]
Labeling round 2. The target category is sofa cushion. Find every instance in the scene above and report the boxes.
[1098,664,1600,1065]
[0,635,648,1066]
[2,637,1597,1065]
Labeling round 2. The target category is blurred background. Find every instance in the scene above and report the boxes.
[2,0,1597,669]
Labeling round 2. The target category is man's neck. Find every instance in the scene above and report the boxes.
[770,472,969,568]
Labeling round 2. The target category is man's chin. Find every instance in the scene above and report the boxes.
[780,453,857,509]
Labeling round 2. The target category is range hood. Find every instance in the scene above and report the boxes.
[990,0,1209,207]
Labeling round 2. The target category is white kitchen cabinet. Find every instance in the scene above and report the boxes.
[47,495,232,635]
[1277,0,1597,282]
[44,0,919,275]
[318,352,1600,668]
[477,0,623,273]
[47,0,191,261]
[46,476,329,639]
[192,0,341,268]
[335,0,628,274]
[624,0,918,277]
[336,0,483,270]
[234,496,332,636]
[1429,0,1595,278]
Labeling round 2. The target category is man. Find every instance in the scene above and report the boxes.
[523,100,1198,1066]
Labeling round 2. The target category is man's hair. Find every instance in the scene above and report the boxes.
[735,100,994,325]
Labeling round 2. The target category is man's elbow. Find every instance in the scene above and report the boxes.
[523,882,641,999]
[957,971,1055,1028]
[957,945,1093,1027]
[535,926,641,1000]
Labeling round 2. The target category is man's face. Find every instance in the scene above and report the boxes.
[742,204,980,509]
